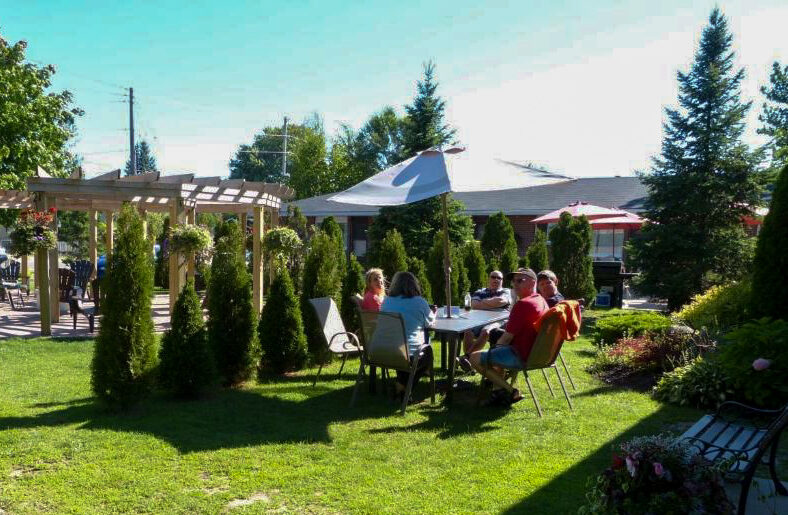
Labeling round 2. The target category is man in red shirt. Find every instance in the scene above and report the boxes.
[468,268,548,407]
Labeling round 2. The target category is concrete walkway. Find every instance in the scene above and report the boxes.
[726,478,788,514]
[0,292,172,338]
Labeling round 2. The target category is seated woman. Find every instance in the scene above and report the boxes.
[361,268,385,311]
[380,271,436,400]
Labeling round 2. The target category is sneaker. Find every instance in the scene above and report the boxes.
[457,354,474,374]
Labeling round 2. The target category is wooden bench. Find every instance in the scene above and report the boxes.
[679,401,788,514]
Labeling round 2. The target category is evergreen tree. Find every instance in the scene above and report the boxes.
[318,215,346,275]
[124,140,158,175]
[91,203,156,408]
[58,210,89,258]
[480,212,519,277]
[207,220,258,385]
[340,253,366,333]
[628,8,761,310]
[751,164,788,320]
[159,280,213,397]
[369,229,408,281]
[407,256,432,303]
[402,61,456,155]
[525,229,549,273]
[301,231,344,364]
[549,212,596,304]
[426,230,463,306]
[366,61,471,260]
[759,61,788,167]
[259,267,308,374]
[463,240,487,292]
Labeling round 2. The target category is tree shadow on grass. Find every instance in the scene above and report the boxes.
[500,404,701,514]
[0,377,494,453]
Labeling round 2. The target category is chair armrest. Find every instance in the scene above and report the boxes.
[414,343,431,356]
[328,332,361,351]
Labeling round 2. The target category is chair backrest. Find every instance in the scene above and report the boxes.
[70,260,94,292]
[58,268,76,303]
[526,310,565,370]
[309,297,348,349]
[358,310,410,370]
[1,260,20,282]
[91,278,101,314]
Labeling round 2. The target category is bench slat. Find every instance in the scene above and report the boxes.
[680,415,714,440]
[703,425,743,462]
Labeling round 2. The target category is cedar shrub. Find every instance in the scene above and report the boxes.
[259,266,308,374]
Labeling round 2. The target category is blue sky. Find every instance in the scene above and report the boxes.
[4,0,788,178]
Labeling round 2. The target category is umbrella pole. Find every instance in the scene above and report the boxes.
[442,193,452,318]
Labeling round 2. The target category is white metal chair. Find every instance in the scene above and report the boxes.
[308,297,362,387]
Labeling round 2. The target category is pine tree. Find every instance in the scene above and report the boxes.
[207,220,258,385]
[751,164,788,320]
[759,61,788,167]
[318,216,346,273]
[402,60,456,156]
[340,253,366,333]
[407,256,432,303]
[259,267,308,374]
[549,212,596,304]
[369,229,408,281]
[301,231,344,364]
[627,8,760,310]
[463,240,487,292]
[124,140,158,176]
[91,203,156,408]
[525,229,549,273]
[159,280,214,397]
[480,212,518,277]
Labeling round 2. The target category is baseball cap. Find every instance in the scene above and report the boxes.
[506,268,537,281]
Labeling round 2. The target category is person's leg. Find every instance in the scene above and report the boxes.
[469,348,514,392]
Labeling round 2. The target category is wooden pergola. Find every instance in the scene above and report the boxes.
[0,167,293,336]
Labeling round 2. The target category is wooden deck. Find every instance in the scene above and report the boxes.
[0,292,173,339]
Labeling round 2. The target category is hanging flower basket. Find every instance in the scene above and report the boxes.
[168,223,213,259]
[9,208,58,256]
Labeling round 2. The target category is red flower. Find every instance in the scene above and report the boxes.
[49,207,57,213]
[612,454,624,470]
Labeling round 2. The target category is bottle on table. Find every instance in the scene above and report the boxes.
[464,292,472,311]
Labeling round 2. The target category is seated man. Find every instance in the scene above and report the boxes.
[457,270,511,371]
[537,270,564,307]
[468,268,548,407]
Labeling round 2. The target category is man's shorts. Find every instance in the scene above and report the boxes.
[471,321,502,338]
[479,345,524,369]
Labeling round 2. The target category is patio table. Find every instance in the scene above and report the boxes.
[428,308,509,403]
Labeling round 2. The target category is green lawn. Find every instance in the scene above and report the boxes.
[0,335,703,514]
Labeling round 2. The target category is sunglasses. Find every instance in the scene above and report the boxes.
[489,275,503,280]
[513,277,532,284]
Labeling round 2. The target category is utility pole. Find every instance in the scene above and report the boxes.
[129,87,136,175]
[281,116,289,177]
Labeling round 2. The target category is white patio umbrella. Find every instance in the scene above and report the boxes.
[328,147,572,317]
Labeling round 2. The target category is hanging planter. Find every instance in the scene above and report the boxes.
[9,208,58,256]
[168,223,213,259]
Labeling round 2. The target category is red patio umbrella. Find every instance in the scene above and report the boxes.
[531,201,628,224]
[588,212,644,228]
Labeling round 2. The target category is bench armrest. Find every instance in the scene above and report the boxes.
[717,401,786,427]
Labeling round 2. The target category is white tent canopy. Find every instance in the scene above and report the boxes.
[328,147,572,205]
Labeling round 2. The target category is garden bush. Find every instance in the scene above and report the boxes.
[369,229,408,281]
[340,253,365,333]
[590,332,698,376]
[91,203,157,408]
[579,435,733,514]
[426,230,463,306]
[207,220,259,385]
[717,318,788,408]
[592,311,671,345]
[525,228,549,273]
[675,280,751,332]
[259,267,308,374]
[653,356,733,409]
[407,256,432,303]
[480,211,518,276]
[159,280,213,397]
[462,240,487,293]
[549,212,596,303]
[301,231,344,364]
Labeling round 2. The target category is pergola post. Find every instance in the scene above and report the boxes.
[252,206,264,313]
[169,198,185,310]
[187,208,196,282]
[268,207,279,284]
[88,209,98,280]
[49,200,59,323]
[104,211,114,257]
[240,212,248,232]
[20,254,28,287]
[35,194,51,336]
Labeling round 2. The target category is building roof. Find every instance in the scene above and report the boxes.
[284,176,648,217]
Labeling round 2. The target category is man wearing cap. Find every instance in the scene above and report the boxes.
[468,268,549,407]
[457,270,511,372]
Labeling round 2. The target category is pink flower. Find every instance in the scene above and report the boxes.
[753,358,771,371]
[626,456,637,477]
[653,462,664,477]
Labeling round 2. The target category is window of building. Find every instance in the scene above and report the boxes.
[592,229,625,261]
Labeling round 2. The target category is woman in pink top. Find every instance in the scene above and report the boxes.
[361,268,385,311]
